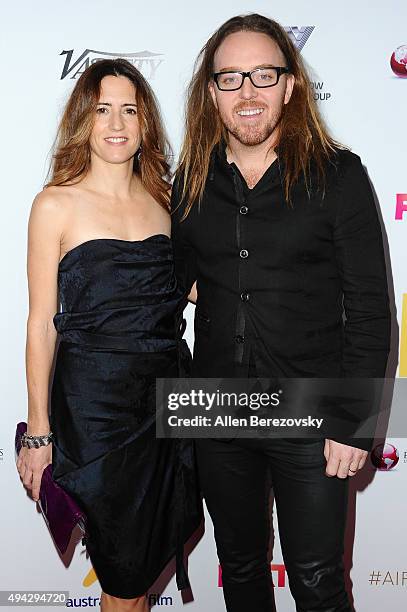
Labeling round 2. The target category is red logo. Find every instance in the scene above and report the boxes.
[371,443,399,470]
[390,45,407,77]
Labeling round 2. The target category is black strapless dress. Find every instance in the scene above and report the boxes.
[50,234,203,599]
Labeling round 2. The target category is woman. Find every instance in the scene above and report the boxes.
[16,58,202,611]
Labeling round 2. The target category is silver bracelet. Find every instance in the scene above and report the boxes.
[21,431,53,449]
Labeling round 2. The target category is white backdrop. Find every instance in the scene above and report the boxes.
[1,1,407,610]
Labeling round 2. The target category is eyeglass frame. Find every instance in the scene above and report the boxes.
[212,66,290,91]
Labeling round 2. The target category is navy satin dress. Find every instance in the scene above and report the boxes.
[50,234,203,599]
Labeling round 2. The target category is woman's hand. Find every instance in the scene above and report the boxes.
[16,444,52,502]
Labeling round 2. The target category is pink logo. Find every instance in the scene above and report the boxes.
[390,45,407,77]
[371,443,399,470]
[218,563,286,587]
[395,194,407,220]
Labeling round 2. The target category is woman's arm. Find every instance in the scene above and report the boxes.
[17,189,65,501]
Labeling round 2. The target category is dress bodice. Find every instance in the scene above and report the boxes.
[53,234,186,352]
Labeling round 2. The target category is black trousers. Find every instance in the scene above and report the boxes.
[195,344,355,612]
[196,436,352,612]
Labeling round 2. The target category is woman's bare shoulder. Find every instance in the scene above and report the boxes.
[30,185,78,225]
[32,184,77,207]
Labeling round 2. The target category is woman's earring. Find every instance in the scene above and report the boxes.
[137,144,142,161]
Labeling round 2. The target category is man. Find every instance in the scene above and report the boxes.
[171,14,391,612]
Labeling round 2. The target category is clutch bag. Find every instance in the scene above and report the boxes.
[15,421,87,556]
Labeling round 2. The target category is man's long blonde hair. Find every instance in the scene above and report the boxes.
[176,14,342,217]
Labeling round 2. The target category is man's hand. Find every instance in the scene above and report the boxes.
[324,439,368,479]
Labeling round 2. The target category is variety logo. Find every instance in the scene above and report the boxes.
[395,194,407,220]
[59,28,313,82]
[370,442,399,470]
[390,45,407,77]
[285,26,315,51]
[60,49,164,80]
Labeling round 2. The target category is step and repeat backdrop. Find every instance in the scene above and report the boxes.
[1,0,406,610]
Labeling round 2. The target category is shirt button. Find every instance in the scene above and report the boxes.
[235,335,245,343]
[240,291,250,302]
[239,205,249,214]
[239,249,249,258]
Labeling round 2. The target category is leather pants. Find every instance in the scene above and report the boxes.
[195,350,354,612]
[195,436,353,611]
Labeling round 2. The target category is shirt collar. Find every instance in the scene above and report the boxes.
[212,138,281,186]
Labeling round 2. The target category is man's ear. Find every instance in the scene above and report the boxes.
[284,74,295,105]
[208,80,218,109]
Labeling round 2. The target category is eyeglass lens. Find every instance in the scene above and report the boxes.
[217,68,279,90]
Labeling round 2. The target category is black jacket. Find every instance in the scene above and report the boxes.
[171,144,391,450]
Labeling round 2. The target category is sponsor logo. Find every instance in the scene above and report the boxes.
[65,593,172,607]
[79,568,172,605]
[60,28,312,82]
[147,594,173,606]
[65,596,100,607]
[60,49,164,80]
[369,570,407,586]
[82,567,98,589]
[395,194,407,220]
[370,442,399,470]
[0,448,3,461]
[311,80,332,102]
[284,28,331,102]
[390,45,407,77]
[65,591,171,607]
[284,27,315,51]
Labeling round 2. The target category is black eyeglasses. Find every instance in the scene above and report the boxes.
[213,66,290,91]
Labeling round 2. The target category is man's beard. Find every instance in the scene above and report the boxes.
[221,106,282,146]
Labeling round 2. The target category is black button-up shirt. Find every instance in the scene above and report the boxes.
[171,143,391,388]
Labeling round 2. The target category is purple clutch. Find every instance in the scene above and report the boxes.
[15,422,87,556]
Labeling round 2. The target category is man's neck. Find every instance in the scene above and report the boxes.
[225,134,277,189]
